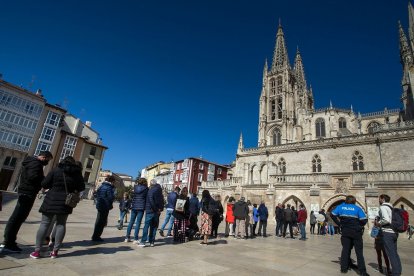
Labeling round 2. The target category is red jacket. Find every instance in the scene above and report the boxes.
[298,209,307,223]
[226,203,235,223]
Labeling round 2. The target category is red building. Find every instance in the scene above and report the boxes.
[173,158,229,194]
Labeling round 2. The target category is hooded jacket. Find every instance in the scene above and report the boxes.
[18,156,45,197]
[226,202,235,223]
[131,184,148,211]
[258,204,269,221]
[39,160,85,214]
[233,200,248,220]
[145,183,164,213]
[95,182,115,212]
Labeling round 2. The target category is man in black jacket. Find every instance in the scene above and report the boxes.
[275,203,284,237]
[233,197,249,239]
[1,151,53,253]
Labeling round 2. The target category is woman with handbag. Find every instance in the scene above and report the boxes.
[30,156,84,259]
[172,187,190,243]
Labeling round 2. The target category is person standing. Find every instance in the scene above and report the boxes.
[118,193,131,230]
[375,194,402,276]
[233,197,248,239]
[212,195,224,238]
[309,210,317,234]
[327,211,335,235]
[173,187,190,243]
[253,204,259,236]
[331,195,368,275]
[200,190,215,245]
[245,200,254,239]
[275,203,284,237]
[188,193,200,234]
[224,197,235,237]
[29,156,84,259]
[297,204,307,241]
[374,217,391,275]
[257,202,268,237]
[139,179,164,247]
[91,175,116,242]
[1,151,53,253]
[125,178,148,243]
[159,186,180,238]
[283,204,294,239]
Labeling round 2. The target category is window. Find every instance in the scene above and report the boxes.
[277,97,283,119]
[367,121,380,134]
[312,154,322,172]
[84,171,91,183]
[270,79,276,95]
[339,117,347,129]
[59,136,77,161]
[352,151,364,171]
[315,118,326,138]
[199,163,204,170]
[217,168,222,174]
[90,146,97,156]
[175,174,179,181]
[271,100,276,120]
[198,173,203,182]
[278,158,286,174]
[46,111,60,127]
[277,76,282,94]
[86,158,94,169]
[40,126,56,141]
[273,128,282,145]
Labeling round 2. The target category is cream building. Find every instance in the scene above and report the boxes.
[203,5,414,226]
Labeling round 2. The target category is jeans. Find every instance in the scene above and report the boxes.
[283,221,293,238]
[328,224,335,235]
[92,209,109,239]
[276,220,283,236]
[126,210,144,240]
[35,213,68,251]
[140,212,160,243]
[382,232,402,276]
[3,194,36,246]
[310,223,316,234]
[160,209,174,235]
[299,222,306,239]
[118,210,127,228]
[258,220,267,236]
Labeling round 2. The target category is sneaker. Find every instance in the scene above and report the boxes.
[132,240,140,245]
[30,251,41,259]
[0,243,22,253]
[167,234,173,238]
[159,230,164,237]
[138,243,146,247]
[50,250,58,259]
[124,238,131,243]
[150,243,154,247]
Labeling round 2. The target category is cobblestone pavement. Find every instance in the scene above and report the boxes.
[0,192,413,275]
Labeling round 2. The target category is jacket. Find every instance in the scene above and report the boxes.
[257,204,268,221]
[247,205,254,224]
[284,208,294,222]
[233,200,248,220]
[275,206,284,221]
[297,209,307,224]
[95,182,115,212]
[166,191,178,209]
[189,195,200,215]
[378,203,395,233]
[310,213,317,224]
[131,184,148,211]
[173,195,190,220]
[331,203,367,234]
[18,156,45,197]
[39,160,85,215]
[253,207,259,223]
[226,203,235,223]
[119,198,131,211]
[145,184,164,213]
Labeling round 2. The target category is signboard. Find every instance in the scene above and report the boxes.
[368,206,379,220]
[310,204,320,212]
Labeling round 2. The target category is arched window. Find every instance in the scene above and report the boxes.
[278,157,286,174]
[270,79,276,95]
[277,76,282,94]
[273,128,282,145]
[315,118,326,138]
[367,121,380,134]
[277,96,283,119]
[271,100,276,120]
[352,151,364,171]
[312,154,322,172]
[338,117,347,129]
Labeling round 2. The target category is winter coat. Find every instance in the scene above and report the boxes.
[131,184,148,211]
[173,194,190,220]
[39,160,85,215]
[18,156,45,197]
[166,191,178,209]
[226,203,235,223]
[253,207,259,223]
[201,196,215,215]
[257,204,269,221]
[310,213,317,224]
[95,182,115,212]
[189,195,200,215]
[119,199,131,211]
[213,200,224,222]
[145,184,164,213]
[298,209,307,224]
[233,200,248,220]
[284,208,294,222]
[275,207,284,221]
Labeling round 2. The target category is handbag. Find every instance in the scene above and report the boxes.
[175,198,186,212]
[370,226,379,238]
[63,172,80,208]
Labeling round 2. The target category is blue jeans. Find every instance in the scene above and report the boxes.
[299,222,306,239]
[328,224,335,235]
[118,211,127,228]
[140,212,160,244]
[126,210,144,240]
[382,232,402,276]
[160,209,174,235]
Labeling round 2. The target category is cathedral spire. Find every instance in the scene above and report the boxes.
[238,132,244,151]
[262,59,268,86]
[399,20,413,67]
[271,21,290,72]
[293,46,307,90]
[408,1,414,47]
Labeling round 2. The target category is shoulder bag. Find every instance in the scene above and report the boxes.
[63,172,80,208]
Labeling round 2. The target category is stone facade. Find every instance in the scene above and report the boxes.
[203,6,414,226]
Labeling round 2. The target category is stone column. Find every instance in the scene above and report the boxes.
[365,186,379,232]
[265,186,276,225]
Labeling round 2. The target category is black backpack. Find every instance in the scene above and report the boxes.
[206,199,218,216]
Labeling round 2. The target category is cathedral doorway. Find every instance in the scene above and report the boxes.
[282,195,304,210]
[327,199,345,213]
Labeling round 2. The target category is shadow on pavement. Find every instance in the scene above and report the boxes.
[59,245,134,258]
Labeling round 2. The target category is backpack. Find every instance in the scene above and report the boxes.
[206,199,218,216]
[386,206,409,233]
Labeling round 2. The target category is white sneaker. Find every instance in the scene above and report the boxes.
[124,238,131,243]
[150,243,154,247]
[132,240,139,244]
[138,243,146,247]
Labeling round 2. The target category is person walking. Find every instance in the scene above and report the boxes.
[173,187,190,243]
[1,151,53,253]
[331,195,368,275]
[375,194,402,276]
[257,202,268,237]
[275,203,284,237]
[199,190,215,245]
[125,178,148,243]
[297,204,307,240]
[159,186,180,238]
[310,210,317,234]
[224,197,235,237]
[283,204,294,239]
[29,156,84,259]
[233,197,248,239]
[91,175,116,242]
[117,193,131,230]
[139,179,164,247]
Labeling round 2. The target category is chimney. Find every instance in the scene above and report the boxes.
[85,121,92,127]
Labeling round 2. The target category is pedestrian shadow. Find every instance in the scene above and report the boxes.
[331,257,359,273]
[207,240,228,245]
[59,246,134,258]
[367,262,385,274]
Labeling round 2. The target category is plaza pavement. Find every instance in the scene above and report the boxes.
[0,192,413,276]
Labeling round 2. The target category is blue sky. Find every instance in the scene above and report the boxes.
[0,0,409,176]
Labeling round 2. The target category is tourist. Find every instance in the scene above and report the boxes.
[173,187,190,243]
[375,194,402,276]
[291,206,298,236]
[139,179,164,247]
[374,216,391,275]
[212,195,224,238]
[200,189,214,245]
[283,204,294,239]
[117,192,131,230]
[125,178,148,243]
[1,151,53,254]
[188,193,200,234]
[326,211,335,235]
[309,210,317,234]
[224,197,235,237]
[233,197,248,239]
[245,200,254,239]
[297,204,307,240]
[275,203,284,237]
[29,156,84,259]
[257,201,268,237]
[331,195,368,275]
[159,186,180,238]
[319,209,327,235]
[91,175,116,242]
[253,203,259,236]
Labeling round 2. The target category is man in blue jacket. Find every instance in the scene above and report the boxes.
[139,179,164,247]
[91,175,116,242]
[159,186,180,237]
[331,195,368,275]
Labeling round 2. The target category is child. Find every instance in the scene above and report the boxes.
[118,193,131,230]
